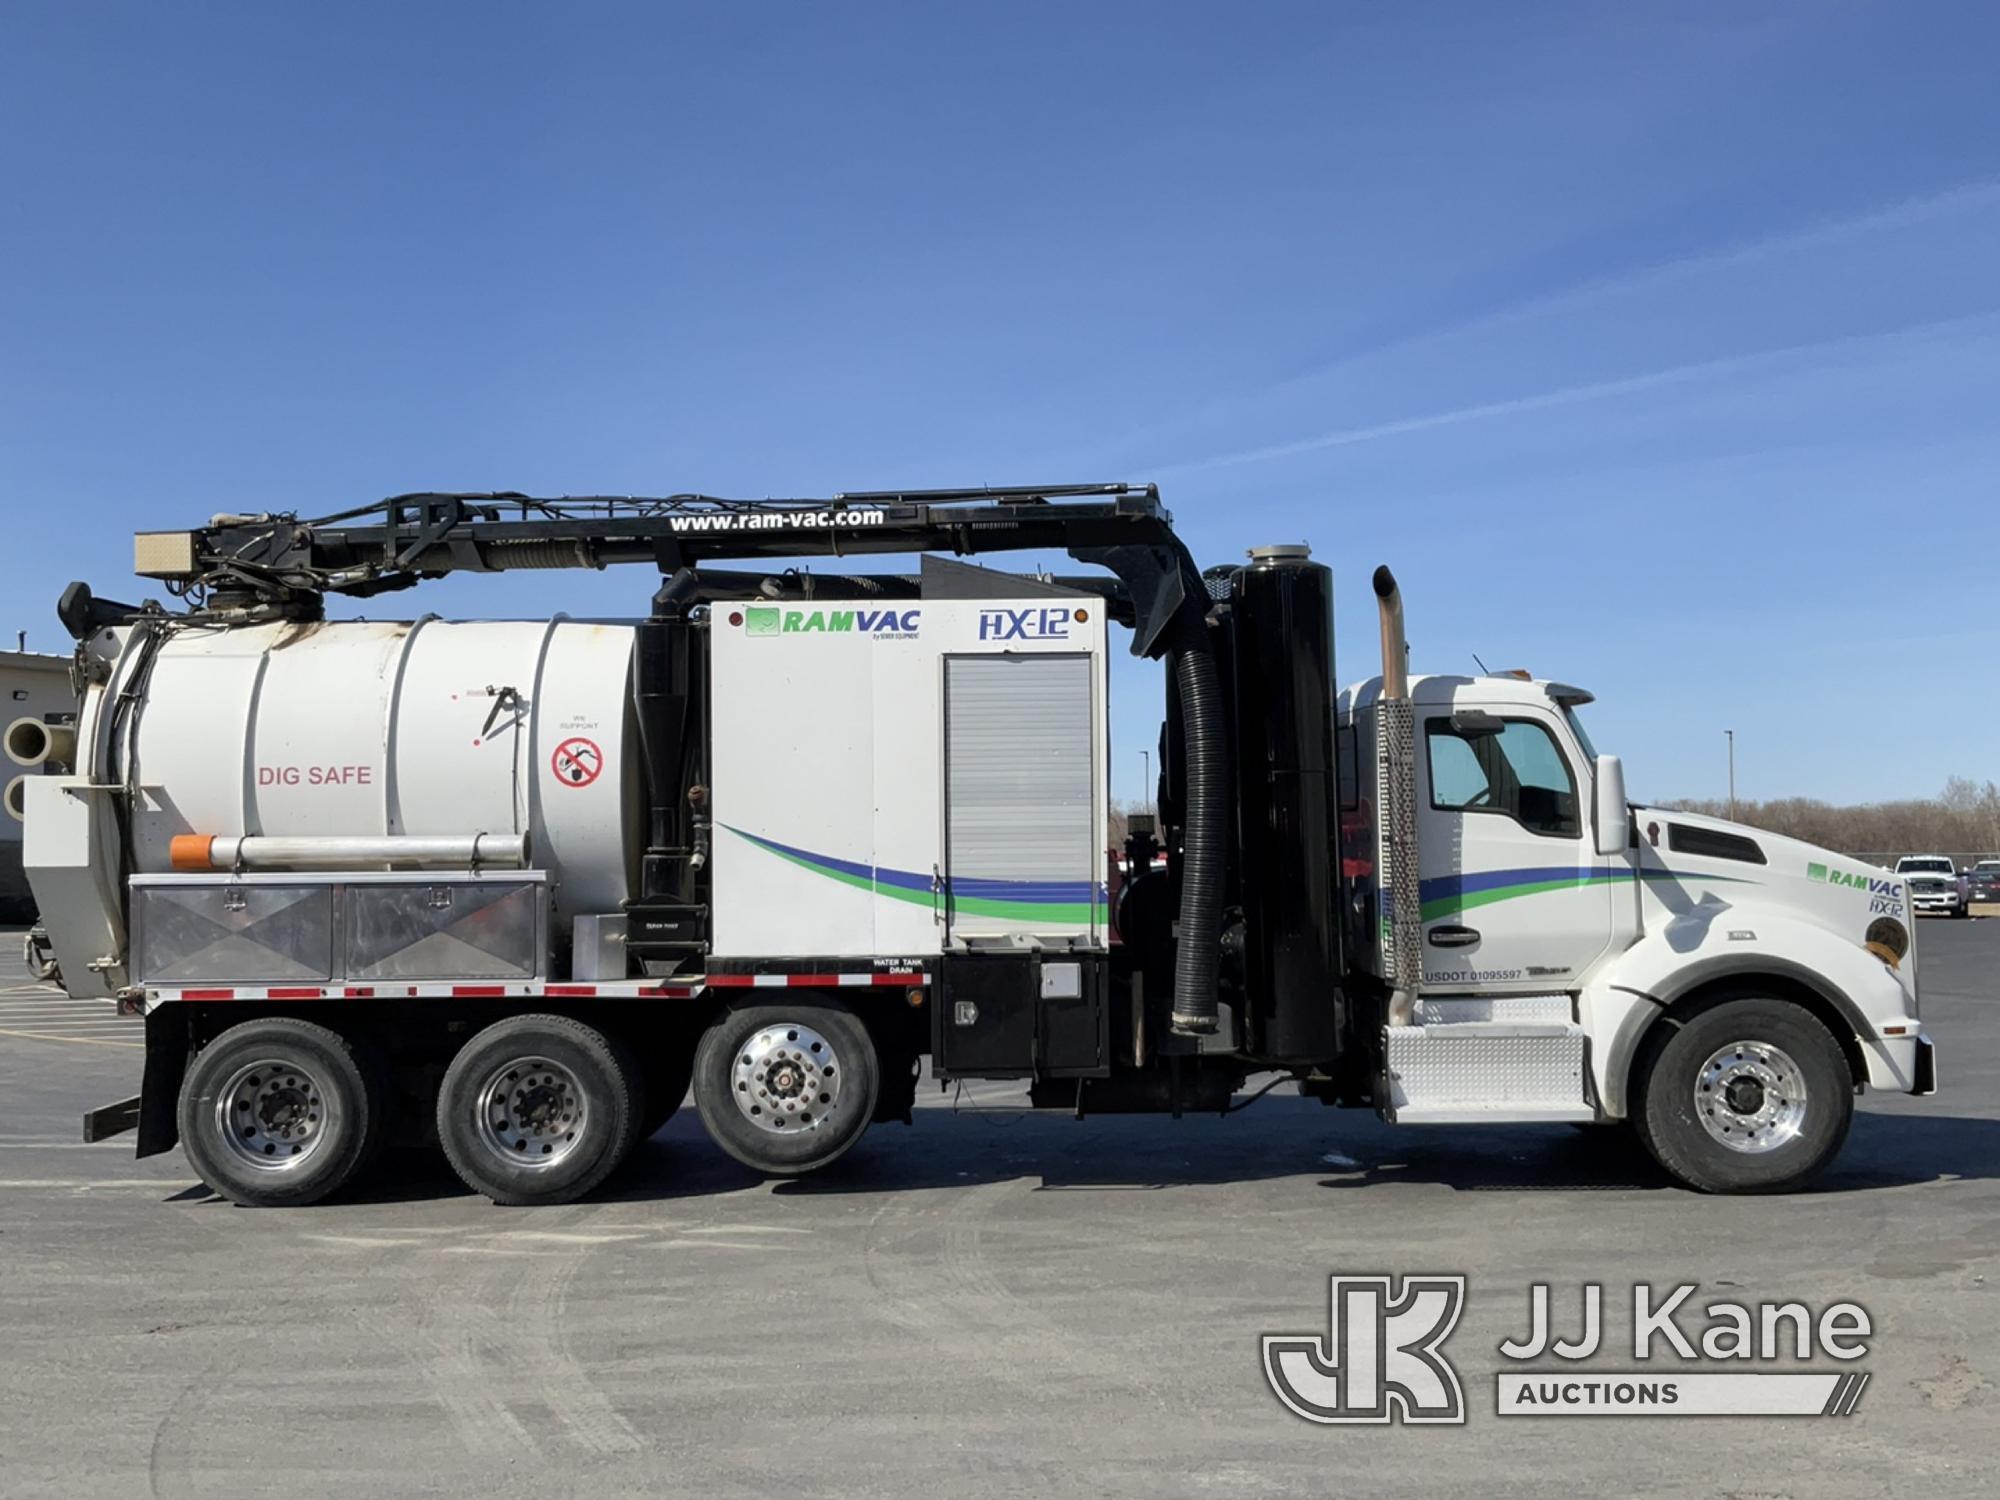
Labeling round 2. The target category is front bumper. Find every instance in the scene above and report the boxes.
[1910,893,1963,913]
[1861,1029,1937,1094]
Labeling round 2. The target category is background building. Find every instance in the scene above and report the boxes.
[2,645,73,920]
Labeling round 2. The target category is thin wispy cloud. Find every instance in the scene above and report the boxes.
[1270,176,2000,397]
[1158,309,2000,474]
[1094,177,2000,479]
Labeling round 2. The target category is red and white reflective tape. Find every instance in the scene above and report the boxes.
[150,981,703,1003]
[703,972,929,989]
[143,972,924,1005]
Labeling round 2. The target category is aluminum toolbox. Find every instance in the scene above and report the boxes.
[129,871,548,987]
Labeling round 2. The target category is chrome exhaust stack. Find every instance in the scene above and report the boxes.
[1372,567,1421,1028]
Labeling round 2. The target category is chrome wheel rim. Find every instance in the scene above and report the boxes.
[731,1022,843,1136]
[1694,1040,1808,1154]
[475,1055,588,1169]
[216,1058,333,1172]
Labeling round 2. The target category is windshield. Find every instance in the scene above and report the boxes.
[1561,705,1598,761]
[1901,858,1955,874]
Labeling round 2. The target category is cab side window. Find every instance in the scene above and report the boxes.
[1425,718,1580,838]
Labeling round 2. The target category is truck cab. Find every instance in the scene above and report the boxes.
[1338,669,1933,1186]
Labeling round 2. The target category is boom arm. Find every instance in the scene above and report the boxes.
[126,482,1202,657]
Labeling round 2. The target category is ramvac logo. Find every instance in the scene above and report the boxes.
[744,606,920,639]
[1807,860,1888,893]
[1807,861,1904,914]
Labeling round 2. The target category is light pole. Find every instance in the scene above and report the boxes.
[1140,750,1151,819]
[1726,729,1736,821]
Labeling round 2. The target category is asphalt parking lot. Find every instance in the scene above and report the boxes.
[0,921,1994,1499]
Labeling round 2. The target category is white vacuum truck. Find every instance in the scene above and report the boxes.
[14,487,1933,1206]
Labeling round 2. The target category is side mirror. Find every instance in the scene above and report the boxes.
[1593,754,1628,857]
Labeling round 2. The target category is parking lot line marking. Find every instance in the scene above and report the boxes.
[0,1007,131,1015]
[0,1006,128,1015]
[0,1017,131,1023]
[0,1014,133,1022]
[0,1012,136,1021]
[0,1141,136,1149]
[0,1027,144,1049]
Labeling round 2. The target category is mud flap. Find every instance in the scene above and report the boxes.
[136,1006,189,1157]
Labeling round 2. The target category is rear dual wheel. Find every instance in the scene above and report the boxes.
[437,1014,643,1206]
[178,1017,386,1208]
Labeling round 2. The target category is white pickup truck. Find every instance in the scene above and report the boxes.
[1894,855,1967,918]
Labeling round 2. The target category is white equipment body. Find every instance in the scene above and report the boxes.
[709,598,1108,958]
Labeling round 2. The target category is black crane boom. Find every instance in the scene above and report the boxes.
[119,482,1203,658]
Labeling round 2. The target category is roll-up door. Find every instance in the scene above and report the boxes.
[943,653,1096,944]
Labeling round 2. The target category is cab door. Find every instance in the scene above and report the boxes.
[1416,707,1614,991]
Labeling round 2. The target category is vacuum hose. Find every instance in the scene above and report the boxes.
[1169,641,1226,1035]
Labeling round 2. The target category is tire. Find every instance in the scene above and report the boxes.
[692,998,879,1177]
[436,1014,642,1206]
[178,1016,386,1208]
[1632,996,1853,1194]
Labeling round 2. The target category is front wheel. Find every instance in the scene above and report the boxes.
[692,999,879,1177]
[1633,996,1853,1193]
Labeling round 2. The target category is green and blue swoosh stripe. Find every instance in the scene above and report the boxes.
[1420,866,1745,922]
[732,829,1733,929]
[724,825,1099,923]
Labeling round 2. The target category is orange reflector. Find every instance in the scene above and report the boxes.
[169,834,216,871]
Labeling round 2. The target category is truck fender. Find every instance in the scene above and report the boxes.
[1575,984,1665,1120]
[1586,913,1915,1113]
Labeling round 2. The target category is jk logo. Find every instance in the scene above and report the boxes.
[1262,1275,1467,1424]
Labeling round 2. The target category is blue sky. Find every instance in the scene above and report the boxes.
[3,2,1996,806]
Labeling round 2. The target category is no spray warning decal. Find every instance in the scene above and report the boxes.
[551,737,604,789]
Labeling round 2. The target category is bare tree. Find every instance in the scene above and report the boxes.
[1660,778,2000,864]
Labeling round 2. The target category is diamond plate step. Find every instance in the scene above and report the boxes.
[1383,1020,1595,1124]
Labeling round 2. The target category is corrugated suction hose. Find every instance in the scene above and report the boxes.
[1169,641,1225,1035]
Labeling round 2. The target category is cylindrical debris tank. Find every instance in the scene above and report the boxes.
[117,618,642,922]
